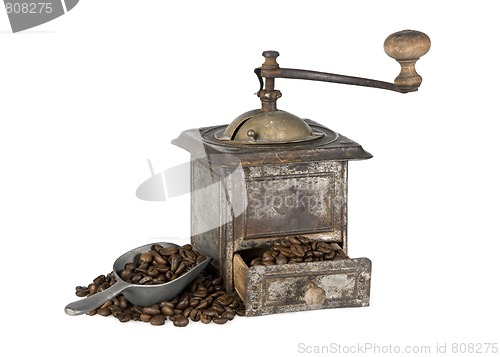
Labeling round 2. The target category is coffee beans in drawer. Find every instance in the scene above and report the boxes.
[250,236,348,266]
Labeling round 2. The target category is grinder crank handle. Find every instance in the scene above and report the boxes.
[383,30,431,92]
[255,30,431,94]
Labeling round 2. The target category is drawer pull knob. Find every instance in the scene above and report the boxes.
[304,283,326,306]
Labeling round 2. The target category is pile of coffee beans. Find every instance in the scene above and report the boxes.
[74,245,245,327]
[118,244,207,285]
[250,236,348,266]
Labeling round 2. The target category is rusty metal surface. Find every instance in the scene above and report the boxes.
[186,156,350,294]
[172,120,372,167]
[235,161,347,250]
[256,66,401,93]
[241,256,372,317]
[175,119,372,314]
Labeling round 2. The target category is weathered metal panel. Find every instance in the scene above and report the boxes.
[234,161,347,252]
[243,257,371,316]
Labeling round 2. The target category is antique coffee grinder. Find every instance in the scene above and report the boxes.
[172,30,430,316]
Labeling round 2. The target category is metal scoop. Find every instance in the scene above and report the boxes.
[64,242,212,316]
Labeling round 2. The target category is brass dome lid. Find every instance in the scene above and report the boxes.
[214,109,324,144]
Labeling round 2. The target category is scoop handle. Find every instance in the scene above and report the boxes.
[64,280,130,316]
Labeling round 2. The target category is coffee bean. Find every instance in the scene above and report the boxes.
[213,317,228,325]
[93,275,106,286]
[181,244,193,251]
[156,264,168,273]
[175,261,187,275]
[276,255,288,265]
[140,252,153,263]
[170,254,181,272]
[160,247,178,256]
[297,236,311,244]
[131,274,142,284]
[200,314,211,324]
[176,298,189,310]
[205,296,214,305]
[120,268,133,281]
[155,274,167,282]
[324,251,336,260]
[263,251,274,259]
[280,248,295,258]
[196,255,207,264]
[318,246,332,254]
[146,266,158,278]
[211,277,223,286]
[75,286,89,297]
[196,300,208,310]
[151,251,167,265]
[183,306,194,318]
[217,296,233,307]
[212,303,225,314]
[203,309,218,317]
[97,307,111,316]
[262,255,275,262]
[140,313,152,322]
[185,250,197,261]
[193,289,208,298]
[132,312,141,321]
[100,300,112,309]
[189,298,200,307]
[287,236,302,245]
[210,290,225,298]
[160,305,174,316]
[272,242,283,251]
[88,283,98,296]
[109,305,121,315]
[280,239,291,247]
[152,243,164,253]
[150,315,165,326]
[221,311,235,320]
[190,309,200,322]
[173,316,189,327]
[142,307,161,316]
[118,296,128,309]
[131,306,142,314]
[160,301,174,309]
[291,244,305,257]
[138,276,153,285]
[118,313,131,323]
[228,299,240,309]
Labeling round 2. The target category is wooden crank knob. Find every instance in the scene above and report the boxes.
[384,30,431,92]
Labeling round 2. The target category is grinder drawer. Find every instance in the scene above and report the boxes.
[233,247,371,317]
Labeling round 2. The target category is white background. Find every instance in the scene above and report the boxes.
[1,1,499,356]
